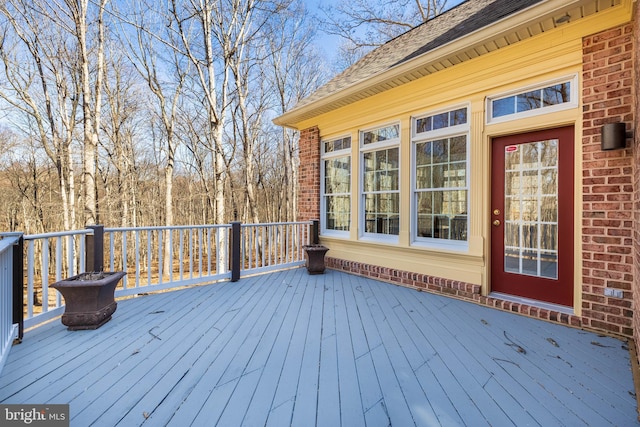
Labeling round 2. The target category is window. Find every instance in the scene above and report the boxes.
[322,136,351,234]
[487,78,576,123]
[412,107,469,247]
[361,124,400,238]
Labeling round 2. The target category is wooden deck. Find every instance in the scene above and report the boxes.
[0,268,637,426]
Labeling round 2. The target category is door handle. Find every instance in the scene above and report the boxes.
[492,220,501,226]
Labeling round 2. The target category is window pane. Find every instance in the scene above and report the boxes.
[491,81,572,120]
[432,139,448,163]
[502,139,558,279]
[447,162,466,188]
[363,152,375,192]
[363,146,399,236]
[325,195,350,231]
[416,142,432,166]
[417,192,433,215]
[541,197,557,222]
[432,112,449,130]
[449,136,466,162]
[324,157,350,194]
[363,124,399,145]
[324,136,351,153]
[541,169,557,195]
[432,164,446,188]
[386,147,399,169]
[516,90,541,112]
[416,107,468,135]
[493,96,515,117]
[543,82,571,106]
[416,117,432,133]
[413,135,468,242]
[324,154,351,232]
[540,139,558,167]
[364,194,399,235]
[417,215,433,238]
[385,170,399,191]
[450,215,467,241]
[416,165,431,189]
[451,108,467,126]
[324,140,334,153]
[521,144,539,167]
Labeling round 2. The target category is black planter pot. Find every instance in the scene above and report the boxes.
[51,271,126,330]
[303,245,329,274]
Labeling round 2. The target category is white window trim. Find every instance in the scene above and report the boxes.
[359,123,401,242]
[411,104,470,251]
[321,135,352,237]
[486,75,578,124]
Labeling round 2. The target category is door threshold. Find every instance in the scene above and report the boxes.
[489,292,574,315]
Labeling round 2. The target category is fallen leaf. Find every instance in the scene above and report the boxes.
[591,341,613,348]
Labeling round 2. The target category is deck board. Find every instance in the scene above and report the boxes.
[0,268,637,426]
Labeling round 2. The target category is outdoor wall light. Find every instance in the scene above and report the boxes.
[601,122,627,151]
[555,13,571,24]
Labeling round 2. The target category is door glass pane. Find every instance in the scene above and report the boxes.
[504,139,559,279]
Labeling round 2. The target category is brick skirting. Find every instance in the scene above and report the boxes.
[327,257,585,333]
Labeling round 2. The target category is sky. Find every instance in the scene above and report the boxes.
[308,0,466,67]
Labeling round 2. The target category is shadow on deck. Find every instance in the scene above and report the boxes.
[1,268,637,426]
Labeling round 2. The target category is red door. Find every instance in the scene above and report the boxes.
[491,127,574,306]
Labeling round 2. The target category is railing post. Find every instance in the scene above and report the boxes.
[86,225,104,272]
[312,219,320,245]
[230,222,241,282]
[12,234,23,343]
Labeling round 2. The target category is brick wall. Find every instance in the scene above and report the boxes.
[297,27,638,339]
[297,126,321,222]
[633,4,640,357]
[582,23,635,337]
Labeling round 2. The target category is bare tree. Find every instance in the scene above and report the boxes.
[118,0,189,275]
[265,7,326,221]
[319,0,449,67]
[168,0,231,227]
[64,0,109,225]
[100,49,143,228]
[0,0,81,231]
[0,0,332,241]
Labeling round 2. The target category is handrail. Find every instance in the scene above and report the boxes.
[5,220,316,333]
[20,229,92,329]
[239,221,311,275]
[104,224,232,297]
[0,234,20,377]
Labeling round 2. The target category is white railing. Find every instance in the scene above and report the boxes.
[0,234,20,376]
[8,221,314,331]
[22,229,92,329]
[240,222,311,275]
[105,225,232,298]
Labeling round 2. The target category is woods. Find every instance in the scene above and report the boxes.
[0,0,450,234]
[0,0,326,233]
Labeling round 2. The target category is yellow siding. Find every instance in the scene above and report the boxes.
[303,2,633,308]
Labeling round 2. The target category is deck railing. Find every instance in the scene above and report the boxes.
[239,222,310,275]
[0,221,314,335]
[0,234,21,375]
[20,229,92,329]
[104,224,233,298]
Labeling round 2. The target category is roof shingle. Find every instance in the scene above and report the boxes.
[292,0,542,111]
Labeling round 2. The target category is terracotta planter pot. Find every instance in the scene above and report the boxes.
[51,271,126,330]
[303,245,329,274]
